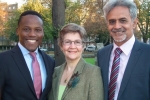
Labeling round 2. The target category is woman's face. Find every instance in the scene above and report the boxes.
[60,32,84,61]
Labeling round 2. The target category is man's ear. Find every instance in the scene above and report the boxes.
[133,18,138,29]
[16,28,19,36]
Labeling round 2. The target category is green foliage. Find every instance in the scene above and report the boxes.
[22,0,53,42]
[3,0,109,45]
[4,0,53,43]
[65,0,86,24]
[22,0,44,12]
[0,16,4,36]
[4,10,21,42]
[82,0,109,45]
[135,0,150,43]
[51,26,61,38]
[42,9,53,41]
[95,30,110,46]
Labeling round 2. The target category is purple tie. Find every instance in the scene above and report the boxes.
[30,52,42,99]
[109,48,122,100]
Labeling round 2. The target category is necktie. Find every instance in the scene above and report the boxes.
[30,52,42,99]
[109,48,122,100]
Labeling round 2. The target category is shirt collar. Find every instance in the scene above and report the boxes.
[113,35,135,56]
[18,42,39,56]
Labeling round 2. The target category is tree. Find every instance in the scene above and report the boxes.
[0,2,9,45]
[52,0,65,66]
[135,0,150,43]
[0,11,4,37]
[4,10,21,42]
[4,0,53,45]
[22,0,53,41]
[83,0,109,45]
[65,0,87,24]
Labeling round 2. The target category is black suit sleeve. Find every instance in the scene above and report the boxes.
[0,52,7,100]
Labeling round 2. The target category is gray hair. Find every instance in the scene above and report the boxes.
[103,0,137,20]
[58,23,87,46]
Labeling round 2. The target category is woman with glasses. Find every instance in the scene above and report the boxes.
[48,23,104,100]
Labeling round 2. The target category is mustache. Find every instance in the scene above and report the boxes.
[111,28,126,33]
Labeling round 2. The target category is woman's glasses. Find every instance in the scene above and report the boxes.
[63,40,84,46]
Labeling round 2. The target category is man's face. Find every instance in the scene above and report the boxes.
[106,6,137,46]
[17,15,44,52]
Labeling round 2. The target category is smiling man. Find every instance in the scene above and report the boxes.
[17,12,44,52]
[0,10,55,100]
[97,0,150,100]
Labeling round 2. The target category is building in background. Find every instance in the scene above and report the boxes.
[0,1,18,45]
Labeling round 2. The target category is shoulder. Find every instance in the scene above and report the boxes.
[0,49,12,59]
[84,62,100,70]
[140,42,150,50]
[0,45,17,56]
[39,50,54,62]
[38,50,55,70]
[54,65,61,72]
[139,43,150,57]
[53,63,65,75]
[134,40,150,52]
[97,44,113,60]
[97,44,112,54]
[83,62,101,76]
[54,62,65,70]
[0,49,15,68]
[81,62,102,89]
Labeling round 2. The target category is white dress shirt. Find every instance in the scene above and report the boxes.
[18,42,47,91]
[109,35,135,100]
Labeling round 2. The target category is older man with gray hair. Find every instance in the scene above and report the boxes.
[97,0,150,100]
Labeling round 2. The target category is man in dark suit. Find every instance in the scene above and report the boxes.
[97,0,150,100]
[0,10,55,100]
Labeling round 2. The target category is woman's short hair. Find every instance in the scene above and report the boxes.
[58,23,87,46]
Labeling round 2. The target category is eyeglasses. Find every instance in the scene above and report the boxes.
[63,40,84,46]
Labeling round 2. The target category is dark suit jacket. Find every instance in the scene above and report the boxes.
[48,58,104,100]
[97,39,150,100]
[0,45,55,100]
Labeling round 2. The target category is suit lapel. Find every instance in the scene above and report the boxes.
[103,45,113,100]
[11,45,36,96]
[39,50,51,94]
[52,63,65,100]
[62,58,85,99]
[117,40,142,99]
[39,50,50,99]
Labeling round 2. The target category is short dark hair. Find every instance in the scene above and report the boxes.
[18,10,43,26]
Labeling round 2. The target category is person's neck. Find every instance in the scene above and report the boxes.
[65,58,81,71]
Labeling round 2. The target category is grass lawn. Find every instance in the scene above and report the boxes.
[84,58,95,65]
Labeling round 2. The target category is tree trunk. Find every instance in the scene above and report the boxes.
[52,0,65,67]
[143,36,148,43]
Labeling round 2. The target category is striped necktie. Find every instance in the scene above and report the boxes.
[109,48,122,100]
